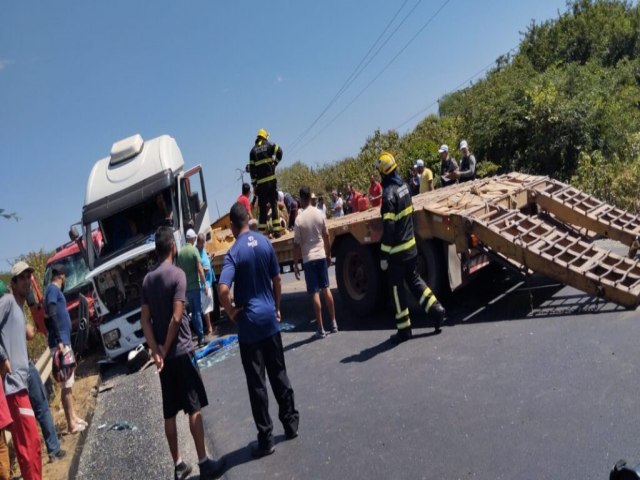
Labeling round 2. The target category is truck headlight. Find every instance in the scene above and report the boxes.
[103,328,120,347]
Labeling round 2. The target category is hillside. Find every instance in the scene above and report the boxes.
[279,0,640,214]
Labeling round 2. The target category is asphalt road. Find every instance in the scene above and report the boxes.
[76,259,640,480]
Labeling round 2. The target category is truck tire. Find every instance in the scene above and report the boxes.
[418,239,451,299]
[335,236,384,316]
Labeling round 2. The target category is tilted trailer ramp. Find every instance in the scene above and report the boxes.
[437,174,640,310]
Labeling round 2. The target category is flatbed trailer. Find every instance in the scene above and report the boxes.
[210,173,640,315]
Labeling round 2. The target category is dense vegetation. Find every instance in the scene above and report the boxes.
[279,0,640,213]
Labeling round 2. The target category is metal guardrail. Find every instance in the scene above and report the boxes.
[35,347,52,383]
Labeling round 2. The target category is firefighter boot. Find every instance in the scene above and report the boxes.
[431,302,446,333]
[390,328,413,343]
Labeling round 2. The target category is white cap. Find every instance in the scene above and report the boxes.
[186,229,197,239]
[438,144,449,153]
[416,159,424,167]
[459,140,469,150]
[10,261,34,278]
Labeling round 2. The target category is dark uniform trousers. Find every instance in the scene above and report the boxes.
[239,332,299,447]
[388,256,438,331]
[256,182,281,235]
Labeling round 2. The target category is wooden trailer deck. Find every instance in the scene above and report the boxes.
[209,173,640,309]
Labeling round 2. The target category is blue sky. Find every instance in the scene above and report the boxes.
[0,0,570,266]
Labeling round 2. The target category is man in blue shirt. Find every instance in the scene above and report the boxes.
[196,233,222,333]
[44,264,87,434]
[218,203,299,458]
[196,233,215,337]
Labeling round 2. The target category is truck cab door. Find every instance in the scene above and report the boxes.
[178,165,210,236]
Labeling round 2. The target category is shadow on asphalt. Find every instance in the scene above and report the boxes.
[206,434,294,479]
[340,329,441,364]
[283,334,320,353]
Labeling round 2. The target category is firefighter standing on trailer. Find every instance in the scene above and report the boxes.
[249,129,284,238]
[375,151,447,342]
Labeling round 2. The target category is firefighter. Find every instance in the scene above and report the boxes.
[374,151,446,342]
[248,128,284,238]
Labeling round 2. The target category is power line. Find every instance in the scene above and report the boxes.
[287,0,416,153]
[392,47,518,131]
[291,0,452,156]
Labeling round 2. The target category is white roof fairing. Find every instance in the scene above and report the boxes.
[84,135,184,207]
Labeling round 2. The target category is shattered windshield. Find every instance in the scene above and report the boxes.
[44,251,90,293]
[94,188,175,260]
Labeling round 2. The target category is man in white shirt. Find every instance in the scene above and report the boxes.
[293,187,338,338]
[330,191,343,218]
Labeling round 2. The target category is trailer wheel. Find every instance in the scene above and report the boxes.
[335,237,384,316]
[418,239,451,299]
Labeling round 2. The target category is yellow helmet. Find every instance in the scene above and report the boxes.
[374,151,397,175]
[257,128,269,139]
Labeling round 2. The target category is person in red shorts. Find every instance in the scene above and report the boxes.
[0,351,12,480]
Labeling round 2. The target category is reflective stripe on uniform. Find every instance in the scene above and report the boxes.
[18,407,35,417]
[419,287,433,305]
[381,237,416,255]
[396,318,411,330]
[395,308,409,320]
[393,286,402,315]
[256,175,277,185]
[419,287,438,312]
[382,205,413,222]
[425,295,437,312]
[254,158,273,167]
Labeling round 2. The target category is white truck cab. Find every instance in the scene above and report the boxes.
[80,134,210,359]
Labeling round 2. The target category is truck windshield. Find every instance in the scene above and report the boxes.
[94,187,175,260]
[44,251,90,293]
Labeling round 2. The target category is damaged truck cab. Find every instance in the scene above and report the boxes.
[79,134,210,359]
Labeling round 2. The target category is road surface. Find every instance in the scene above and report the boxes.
[76,260,640,480]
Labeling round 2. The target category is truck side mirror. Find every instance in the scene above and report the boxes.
[69,226,80,242]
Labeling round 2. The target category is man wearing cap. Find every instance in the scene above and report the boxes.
[45,264,87,435]
[438,144,458,188]
[450,140,476,183]
[417,159,434,194]
[249,129,284,238]
[218,203,299,458]
[177,229,209,346]
[0,261,42,479]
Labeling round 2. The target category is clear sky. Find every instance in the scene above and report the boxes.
[0,0,569,266]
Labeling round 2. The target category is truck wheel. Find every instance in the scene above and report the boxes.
[335,237,384,316]
[418,239,451,299]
